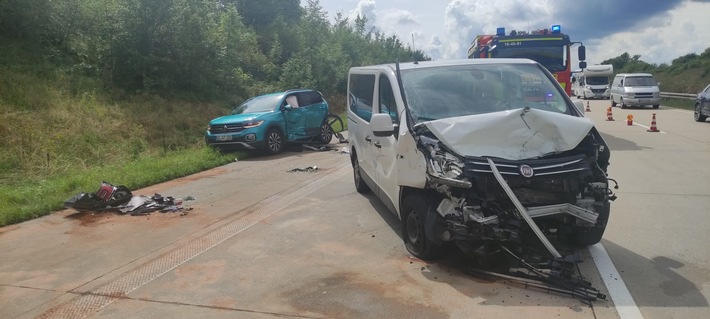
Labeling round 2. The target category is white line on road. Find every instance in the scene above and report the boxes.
[632,122,668,134]
[589,244,644,319]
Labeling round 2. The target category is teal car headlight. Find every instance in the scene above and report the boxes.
[243,120,264,128]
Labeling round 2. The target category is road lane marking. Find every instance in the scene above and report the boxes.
[589,243,644,319]
[632,122,668,134]
[37,162,351,319]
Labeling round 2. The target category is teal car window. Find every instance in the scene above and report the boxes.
[232,95,282,114]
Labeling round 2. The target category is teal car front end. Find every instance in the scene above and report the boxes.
[205,90,331,154]
[205,112,277,150]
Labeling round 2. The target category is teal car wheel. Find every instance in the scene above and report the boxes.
[265,128,284,154]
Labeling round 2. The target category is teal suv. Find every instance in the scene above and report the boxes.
[205,89,332,154]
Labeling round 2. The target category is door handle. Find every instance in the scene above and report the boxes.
[374,141,382,148]
[365,136,372,143]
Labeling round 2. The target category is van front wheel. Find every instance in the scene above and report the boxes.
[402,194,442,260]
[653,104,660,109]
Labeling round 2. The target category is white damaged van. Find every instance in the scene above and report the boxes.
[347,59,616,296]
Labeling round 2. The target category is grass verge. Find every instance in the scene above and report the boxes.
[0,147,238,227]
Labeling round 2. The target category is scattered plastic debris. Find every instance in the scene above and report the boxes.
[64,181,132,211]
[339,147,350,154]
[64,181,193,217]
[303,144,331,151]
[287,166,318,173]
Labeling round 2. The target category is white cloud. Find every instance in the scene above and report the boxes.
[586,1,710,64]
[318,0,710,64]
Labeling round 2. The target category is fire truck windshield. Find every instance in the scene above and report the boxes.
[493,46,566,73]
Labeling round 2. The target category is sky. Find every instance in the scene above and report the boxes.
[315,0,710,65]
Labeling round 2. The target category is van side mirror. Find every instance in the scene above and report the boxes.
[370,113,396,137]
[579,61,587,69]
[578,45,586,61]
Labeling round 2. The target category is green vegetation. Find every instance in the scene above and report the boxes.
[0,0,426,226]
[602,50,710,93]
[3,1,707,227]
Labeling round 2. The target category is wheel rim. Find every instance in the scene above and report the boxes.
[695,105,701,120]
[352,158,362,187]
[320,123,333,143]
[406,211,423,252]
[268,131,282,152]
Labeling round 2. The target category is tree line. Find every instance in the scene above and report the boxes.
[0,0,427,104]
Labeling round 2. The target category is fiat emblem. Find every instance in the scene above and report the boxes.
[519,164,534,178]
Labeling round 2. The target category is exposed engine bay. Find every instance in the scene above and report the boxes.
[412,112,618,300]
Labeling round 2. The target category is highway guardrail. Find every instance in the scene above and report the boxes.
[660,92,696,100]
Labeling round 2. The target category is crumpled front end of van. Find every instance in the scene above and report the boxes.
[412,107,617,300]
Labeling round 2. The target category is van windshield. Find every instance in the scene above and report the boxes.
[401,63,571,123]
[624,76,656,87]
[586,77,609,85]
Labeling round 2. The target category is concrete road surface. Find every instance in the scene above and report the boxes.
[1,100,709,319]
[578,99,710,319]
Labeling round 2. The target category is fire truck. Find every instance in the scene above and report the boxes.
[468,25,586,96]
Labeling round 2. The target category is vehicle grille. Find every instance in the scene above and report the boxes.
[634,92,654,98]
[464,154,591,180]
[210,124,245,134]
[591,89,606,94]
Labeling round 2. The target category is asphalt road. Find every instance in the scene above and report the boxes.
[1,99,708,319]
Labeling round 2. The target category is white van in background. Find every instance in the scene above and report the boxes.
[573,65,613,99]
[610,73,662,109]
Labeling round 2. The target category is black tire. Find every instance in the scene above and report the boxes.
[351,152,370,194]
[611,96,617,107]
[264,128,284,154]
[652,104,660,109]
[695,103,707,122]
[401,194,442,260]
[620,98,627,109]
[314,120,333,144]
[574,201,610,246]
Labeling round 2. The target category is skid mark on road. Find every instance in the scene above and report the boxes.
[37,163,351,319]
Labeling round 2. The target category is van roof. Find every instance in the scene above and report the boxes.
[349,58,538,72]
[615,73,654,77]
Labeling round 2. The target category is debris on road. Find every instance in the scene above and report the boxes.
[64,181,193,217]
[287,166,319,173]
[64,181,132,211]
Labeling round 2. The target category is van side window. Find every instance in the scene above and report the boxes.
[349,74,375,122]
[378,75,398,123]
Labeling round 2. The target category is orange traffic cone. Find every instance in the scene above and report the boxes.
[585,101,591,112]
[606,107,615,121]
[647,113,660,132]
[627,114,633,126]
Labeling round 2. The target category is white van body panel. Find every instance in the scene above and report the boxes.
[421,108,594,160]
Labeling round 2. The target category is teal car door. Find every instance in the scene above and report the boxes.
[282,93,308,140]
[298,91,329,137]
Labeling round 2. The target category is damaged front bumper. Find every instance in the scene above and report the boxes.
[415,126,616,300]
